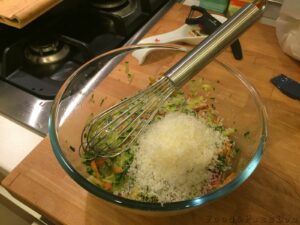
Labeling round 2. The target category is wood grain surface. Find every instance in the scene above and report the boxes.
[0,0,62,28]
[2,3,300,225]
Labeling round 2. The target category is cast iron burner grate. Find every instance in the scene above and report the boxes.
[0,33,125,99]
[0,0,172,134]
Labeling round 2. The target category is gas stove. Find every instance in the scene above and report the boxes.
[0,0,174,135]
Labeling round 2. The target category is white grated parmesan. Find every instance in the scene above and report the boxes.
[127,112,227,202]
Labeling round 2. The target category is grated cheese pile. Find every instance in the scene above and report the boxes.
[128,112,227,202]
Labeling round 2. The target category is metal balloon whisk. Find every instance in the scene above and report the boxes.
[80,0,266,158]
[81,76,175,158]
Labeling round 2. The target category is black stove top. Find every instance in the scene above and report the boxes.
[0,0,174,135]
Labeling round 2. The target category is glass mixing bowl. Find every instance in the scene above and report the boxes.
[49,44,267,214]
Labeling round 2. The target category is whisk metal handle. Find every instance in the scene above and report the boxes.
[165,0,267,88]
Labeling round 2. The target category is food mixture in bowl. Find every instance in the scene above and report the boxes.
[81,78,239,203]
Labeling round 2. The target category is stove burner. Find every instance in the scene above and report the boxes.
[0,0,173,134]
[24,38,70,65]
[90,0,129,10]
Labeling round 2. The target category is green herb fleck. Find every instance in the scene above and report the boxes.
[244,131,251,139]
[69,145,76,152]
[124,61,129,73]
[201,83,214,92]
[89,93,95,103]
[188,78,203,96]
[224,128,237,136]
[214,125,225,133]
[124,61,134,83]
[86,112,95,124]
[232,145,240,157]
[99,97,107,107]
[86,166,93,175]
[127,73,134,83]
[216,155,227,172]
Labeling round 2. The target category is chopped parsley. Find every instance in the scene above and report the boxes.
[124,61,134,83]
[99,97,107,107]
[89,93,95,103]
[243,131,251,139]
[69,145,76,152]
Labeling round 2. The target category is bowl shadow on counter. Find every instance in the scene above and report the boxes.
[82,163,286,225]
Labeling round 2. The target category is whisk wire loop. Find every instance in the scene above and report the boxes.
[104,80,176,157]
[81,77,175,158]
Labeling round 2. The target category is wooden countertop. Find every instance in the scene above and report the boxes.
[2,3,300,225]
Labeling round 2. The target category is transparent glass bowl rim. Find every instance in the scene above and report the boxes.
[49,44,268,211]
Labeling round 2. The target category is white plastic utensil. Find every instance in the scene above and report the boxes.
[132,14,227,64]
